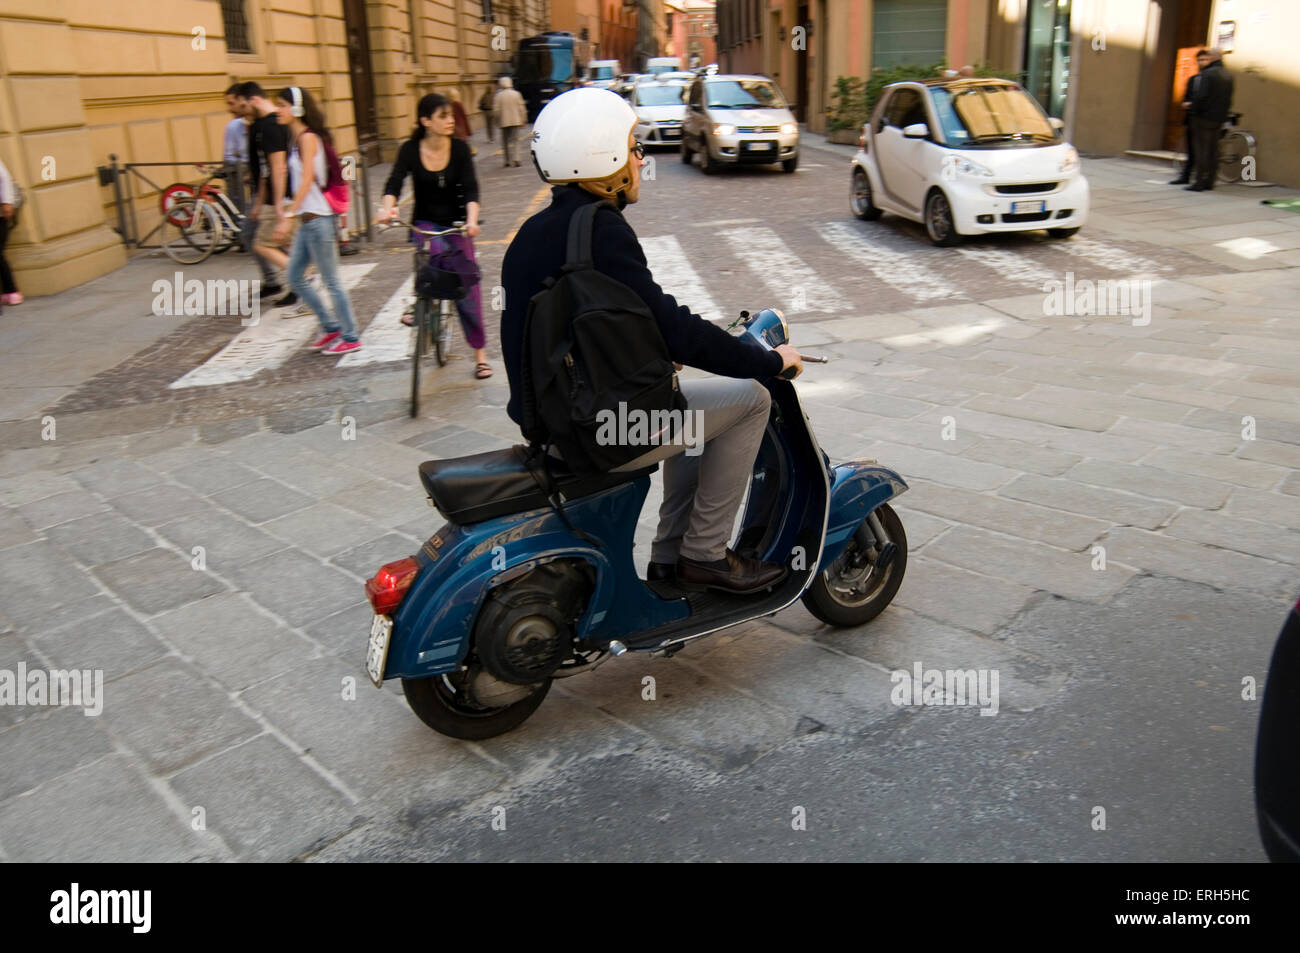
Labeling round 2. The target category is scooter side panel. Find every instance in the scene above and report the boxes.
[819,462,909,568]
[384,477,689,681]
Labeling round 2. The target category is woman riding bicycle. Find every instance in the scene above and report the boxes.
[377,93,491,379]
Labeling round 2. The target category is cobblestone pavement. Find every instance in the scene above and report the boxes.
[0,139,1297,861]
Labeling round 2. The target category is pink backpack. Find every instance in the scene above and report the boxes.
[318,139,350,215]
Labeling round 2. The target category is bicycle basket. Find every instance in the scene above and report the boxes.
[416,258,466,300]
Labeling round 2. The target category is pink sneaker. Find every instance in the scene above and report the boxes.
[1,292,21,305]
[307,331,341,350]
[323,339,361,355]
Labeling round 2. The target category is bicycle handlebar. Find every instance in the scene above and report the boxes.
[381,219,469,238]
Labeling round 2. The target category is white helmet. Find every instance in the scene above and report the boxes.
[531,87,637,183]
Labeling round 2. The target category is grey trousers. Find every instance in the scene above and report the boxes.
[502,125,519,165]
[614,378,771,563]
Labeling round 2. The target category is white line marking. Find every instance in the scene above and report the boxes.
[956,246,1056,286]
[169,263,376,388]
[691,218,762,227]
[335,275,415,367]
[816,221,961,302]
[720,226,852,316]
[640,234,724,323]
[1053,236,1171,275]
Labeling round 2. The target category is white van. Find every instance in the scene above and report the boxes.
[646,57,682,76]
[585,60,621,89]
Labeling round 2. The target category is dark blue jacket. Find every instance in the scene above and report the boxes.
[500,184,783,427]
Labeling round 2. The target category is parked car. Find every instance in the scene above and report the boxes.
[681,74,799,174]
[585,59,621,89]
[629,76,690,147]
[1256,594,1300,862]
[849,77,1089,245]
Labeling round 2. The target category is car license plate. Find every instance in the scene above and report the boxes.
[365,614,393,688]
[1011,200,1046,214]
[744,141,773,150]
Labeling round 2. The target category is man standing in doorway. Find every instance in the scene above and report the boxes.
[1170,49,1211,186]
[1186,48,1234,192]
[493,77,527,168]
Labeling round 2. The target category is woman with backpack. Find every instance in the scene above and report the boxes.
[377,92,490,379]
[272,85,361,354]
[0,156,21,306]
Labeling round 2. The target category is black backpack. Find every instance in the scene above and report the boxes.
[521,199,687,474]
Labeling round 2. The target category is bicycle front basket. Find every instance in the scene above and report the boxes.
[416,259,466,300]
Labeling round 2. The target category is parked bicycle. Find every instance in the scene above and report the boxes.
[382,219,470,417]
[159,163,245,264]
[1173,112,1257,184]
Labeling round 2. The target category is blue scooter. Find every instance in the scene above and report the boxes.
[363,309,909,739]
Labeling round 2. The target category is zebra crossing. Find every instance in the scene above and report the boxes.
[166,223,1176,390]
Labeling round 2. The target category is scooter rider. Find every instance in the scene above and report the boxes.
[500,87,803,594]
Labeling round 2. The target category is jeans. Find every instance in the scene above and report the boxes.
[0,217,16,295]
[289,214,358,341]
[614,378,772,563]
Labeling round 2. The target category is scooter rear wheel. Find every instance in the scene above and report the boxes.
[802,503,907,627]
[402,672,551,741]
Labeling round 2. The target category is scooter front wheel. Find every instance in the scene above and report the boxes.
[402,671,551,740]
[802,503,907,627]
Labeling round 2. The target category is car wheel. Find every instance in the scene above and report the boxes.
[1047,226,1080,239]
[782,153,798,174]
[851,167,882,221]
[925,189,961,247]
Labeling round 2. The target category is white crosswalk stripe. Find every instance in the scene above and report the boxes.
[1051,236,1171,276]
[815,221,961,302]
[640,234,723,322]
[956,246,1056,285]
[720,226,852,316]
[169,263,376,388]
[335,275,415,368]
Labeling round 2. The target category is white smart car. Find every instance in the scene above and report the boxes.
[850,77,1088,245]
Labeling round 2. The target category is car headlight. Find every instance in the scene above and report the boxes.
[948,156,994,177]
[713,123,736,136]
[1058,147,1080,174]
[780,122,797,135]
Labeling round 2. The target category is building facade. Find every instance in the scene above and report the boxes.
[666,0,717,68]
[0,0,548,295]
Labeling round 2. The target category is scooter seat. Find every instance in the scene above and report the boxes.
[419,445,656,525]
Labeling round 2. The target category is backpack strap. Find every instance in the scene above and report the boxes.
[563,199,614,272]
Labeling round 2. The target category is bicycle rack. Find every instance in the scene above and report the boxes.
[101,151,375,252]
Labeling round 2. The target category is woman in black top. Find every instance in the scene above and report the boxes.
[378,93,490,378]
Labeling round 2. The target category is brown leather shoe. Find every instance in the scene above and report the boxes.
[677,550,788,594]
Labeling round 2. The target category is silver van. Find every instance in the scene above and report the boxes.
[681,74,800,174]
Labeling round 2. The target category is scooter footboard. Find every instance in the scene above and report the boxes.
[819,462,908,569]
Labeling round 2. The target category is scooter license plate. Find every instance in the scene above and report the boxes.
[1010,200,1046,214]
[366,614,393,688]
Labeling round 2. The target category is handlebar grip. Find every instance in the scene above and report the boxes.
[778,363,800,381]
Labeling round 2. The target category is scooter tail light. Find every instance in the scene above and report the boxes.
[365,557,421,615]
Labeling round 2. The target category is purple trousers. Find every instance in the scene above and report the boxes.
[413,223,485,350]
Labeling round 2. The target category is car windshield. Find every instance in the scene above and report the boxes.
[706,79,786,109]
[636,84,686,106]
[930,85,1058,146]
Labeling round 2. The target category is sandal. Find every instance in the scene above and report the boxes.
[475,362,493,379]
[400,311,414,327]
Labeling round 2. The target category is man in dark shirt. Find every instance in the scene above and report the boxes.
[238,81,295,299]
[502,88,802,594]
[1186,48,1235,191]
[1170,49,1211,186]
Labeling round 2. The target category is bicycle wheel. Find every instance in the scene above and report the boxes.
[410,297,431,417]
[435,299,451,367]
[161,184,198,226]
[1217,130,1253,184]
[161,198,221,264]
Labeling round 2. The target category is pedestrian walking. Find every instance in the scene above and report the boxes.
[273,86,362,355]
[446,88,473,149]
[494,77,527,168]
[239,81,296,304]
[221,83,250,218]
[479,83,497,144]
[0,155,21,306]
[377,92,492,379]
[1186,48,1234,192]
[1170,49,1211,186]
